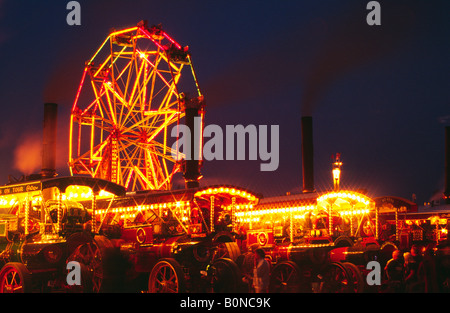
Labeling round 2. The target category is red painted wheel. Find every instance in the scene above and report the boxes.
[0,263,32,293]
[343,262,365,293]
[211,258,242,293]
[269,261,302,293]
[148,258,186,293]
[319,262,353,293]
[66,235,118,292]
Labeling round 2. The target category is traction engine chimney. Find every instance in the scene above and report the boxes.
[41,103,58,179]
[301,116,315,193]
[181,94,204,188]
[444,126,450,203]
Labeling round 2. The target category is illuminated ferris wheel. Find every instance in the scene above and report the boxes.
[69,21,203,191]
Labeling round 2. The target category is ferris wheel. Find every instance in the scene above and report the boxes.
[69,21,203,191]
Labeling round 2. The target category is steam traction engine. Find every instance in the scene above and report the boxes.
[235,156,397,293]
[0,176,125,293]
[236,190,384,292]
[71,185,259,292]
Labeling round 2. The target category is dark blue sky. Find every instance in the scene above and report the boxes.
[0,0,448,205]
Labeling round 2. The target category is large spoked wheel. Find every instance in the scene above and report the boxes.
[319,262,353,293]
[0,263,32,293]
[67,235,118,292]
[212,241,241,262]
[269,261,302,293]
[69,22,203,192]
[148,258,186,293]
[211,258,242,293]
[343,262,365,293]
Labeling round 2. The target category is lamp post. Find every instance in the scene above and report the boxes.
[332,154,343,191]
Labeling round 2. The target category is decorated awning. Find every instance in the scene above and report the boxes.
[317,190,375,216]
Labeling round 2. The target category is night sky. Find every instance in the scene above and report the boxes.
[0,0,448,205]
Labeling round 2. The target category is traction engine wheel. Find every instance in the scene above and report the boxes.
[342,262,365,293]
[319,262,353,293]
[148,258,186,293]
[210,258,242,293]
[269,261,302,293]
[66,235,118,292]
[0,263,32,293]
[213,241,241,262]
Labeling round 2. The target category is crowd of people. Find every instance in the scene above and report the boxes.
[242,243,450,293]
[383,244,450,293]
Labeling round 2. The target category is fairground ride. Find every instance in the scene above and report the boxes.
[69,21,203,192]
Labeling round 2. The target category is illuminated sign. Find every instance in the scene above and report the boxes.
[0,182,42,196]
[374,196,418,213]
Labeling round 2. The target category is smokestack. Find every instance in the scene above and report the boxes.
[181,94,204,189]
[301,116,315,193]
[444,126,450,202]
[41,103,58,179]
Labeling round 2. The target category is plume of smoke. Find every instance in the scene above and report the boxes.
[43,62,80,105]
[300,2,418,116]
[13,133,42,175]
[202,2,421,115]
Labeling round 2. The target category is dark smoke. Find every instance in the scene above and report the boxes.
[300,2,419,116]
[202,1,430,115]
[43,60,81,105]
